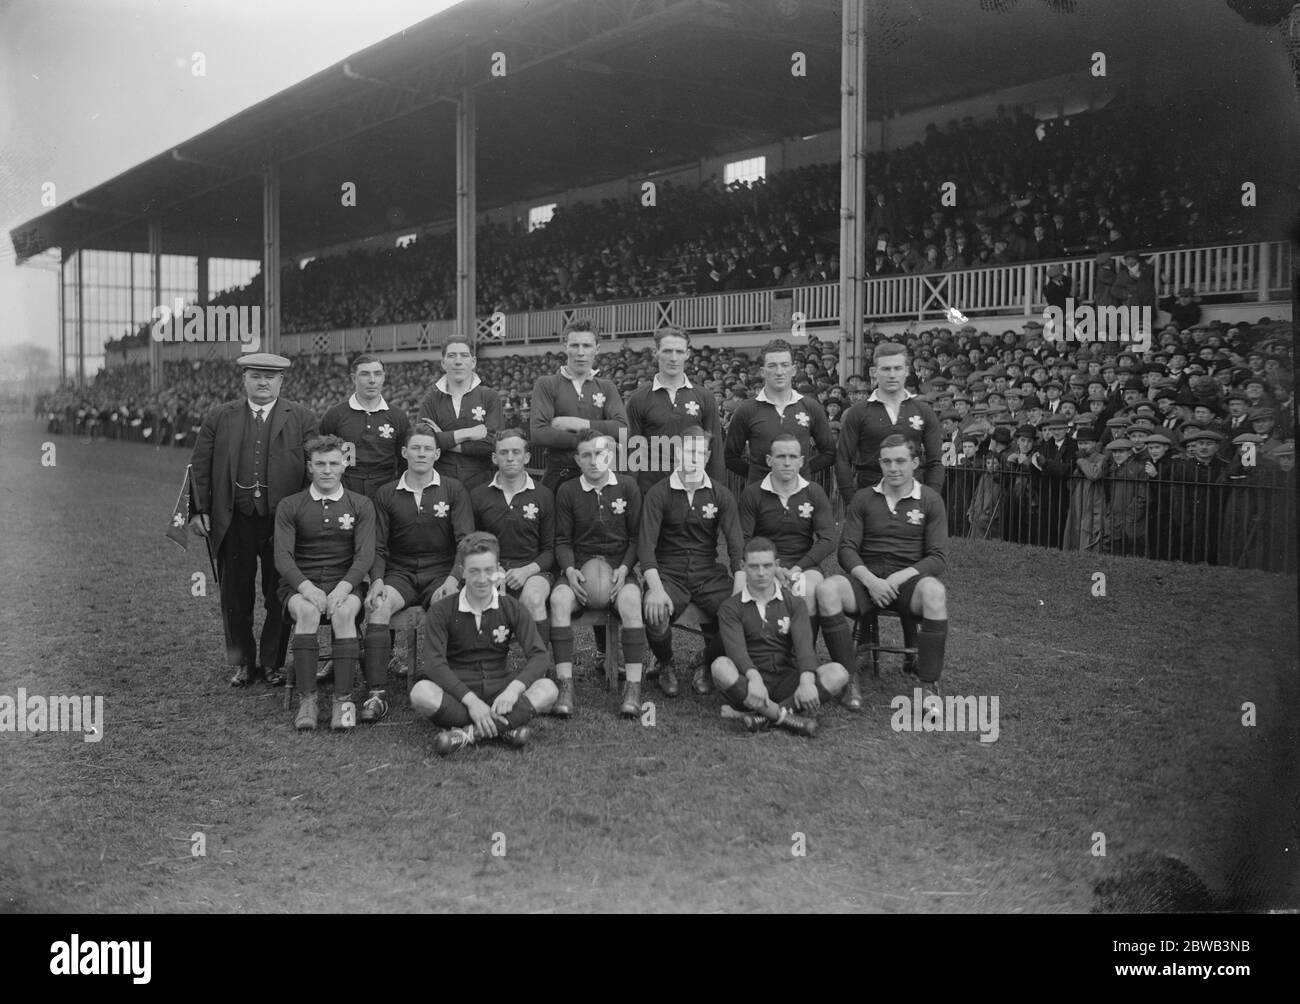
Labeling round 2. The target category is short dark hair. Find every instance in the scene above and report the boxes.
[576,427,612,450]
[760,338,794,365]
[442,338,475,356]
[564,319,597,340]
[305,434,348,458]
[873,341,907,362]
[767,432,802,454]
[743,536,778,560]
[457,531,500,564]
[495,427,528,448]
[879,433,918,458]
[654,326,689,348]
[351,353,383,372]
[406,419,441,446]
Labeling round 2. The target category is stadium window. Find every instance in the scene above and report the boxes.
[395,233,418,248]
[724,156,766,186]
[528,204,556,232]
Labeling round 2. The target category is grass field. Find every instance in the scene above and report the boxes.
[1,414,1297,913]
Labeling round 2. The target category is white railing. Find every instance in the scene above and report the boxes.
[111,240,1290,366]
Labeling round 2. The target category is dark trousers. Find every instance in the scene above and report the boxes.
[542,466,579,495]
[220,508,288,670]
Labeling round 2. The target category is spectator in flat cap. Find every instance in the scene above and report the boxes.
[1103,438,1149,558]
[1167,428,1229,565]
[1002,425,1041,545]
[1219,433,1288,570]
[966,449,1005,541]
[1064,428,1108,552]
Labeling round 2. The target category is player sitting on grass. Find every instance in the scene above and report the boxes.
[412,532,558,755]
[639,425,745,697]
[275,434,376,732]
[737,432,836,623]
[713,538,847,738]
[550,429,646,718]
[816,434,950,712]
[361,421,474,721]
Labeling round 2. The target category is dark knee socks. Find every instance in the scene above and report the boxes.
[621,626,645,666]
[551,624,574,667]
[292,634,319,694]
[821,611,857,670]
[363,624,391,689]
[916,618,948,683]
[332,638,359,696]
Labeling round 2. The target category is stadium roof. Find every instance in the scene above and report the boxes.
[9,0,1287,265]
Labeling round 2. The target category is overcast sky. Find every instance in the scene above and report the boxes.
[0,0,457,358]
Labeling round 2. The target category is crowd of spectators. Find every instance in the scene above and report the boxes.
[43,308,1294,570]
[105,96,1261,350]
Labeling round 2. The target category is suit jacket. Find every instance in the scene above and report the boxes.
[190,398,319,557]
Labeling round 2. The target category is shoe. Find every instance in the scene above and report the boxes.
[499,725,531,749]
[331,698,357,731]
[921,685,943,716]
[262,665,286,688]
[777,709,818,738]
[659,660,679,698]
[842,673,863,712]
[294,693,318,731]
[388,652,409,679]
[316,659,333,683]
[435,726,477,756]
[691,664,714,695]
[742,713,771,733]
[360,690,389,724]
[902,656,918,676]
[554,677,575,718]
[619,680,642,718]
[230,664,253,687]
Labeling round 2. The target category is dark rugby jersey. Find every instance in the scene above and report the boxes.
[469,474,555,571]
[529,369,628,473]
[418,590,550,700]
[838,481,948,580]
[319,395,409,487]
[724,389,835,480]
[834,391,944,500]
[370,471,474,580]
[737,475,835,570]
[625,375,725,491]
[638,471,744,574]
[717,584,818,677]
[554,471,641,571]
[416,375,502,486]
[274,486,375,591]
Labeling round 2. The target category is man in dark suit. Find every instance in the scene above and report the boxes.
[189,353,319,687]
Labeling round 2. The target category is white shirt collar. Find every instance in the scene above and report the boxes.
[669,469,713,491]
[434,373,482,394]
[755,386,796,407]
[490,472,536,492]
[867,388,916,403]
[397,470,441,492]
[348,393,389,413]
[458,587,501,614]
[559,365,599,381]
[740,581,783,605]
[760,472,810,496]
[248,399,277,415]
[872,479,923,501]
[580,469,619,492]
[309,484,345,502]
[652,373,693,393]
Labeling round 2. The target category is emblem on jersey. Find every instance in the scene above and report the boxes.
[906,508,925,525]
[471,406,486,422]
[776,616,791,635]
[592,392,606,408]
[610,497,627,514]
[338,513,356,530]
[798,501,814,519]
[522,502,539,520]
[794,411,810,427]
[683,400,700,416]
[492,625,510,644]
[172,513,186,528]
[433,501,450,518]
[378,423,395,439]
[701,502,718,519]
[909,414,925,431]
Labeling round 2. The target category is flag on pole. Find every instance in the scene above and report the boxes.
[165,464,192,550]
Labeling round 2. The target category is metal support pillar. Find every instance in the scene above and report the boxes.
[149,216,163,392]
[838,0,868,381]
[75,249,85,390]
[262,163,282,356]
[456,86,477,344]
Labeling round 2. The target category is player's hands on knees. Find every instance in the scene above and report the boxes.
[610,565,628,595]
[865,576,896,607]
[464,695,498,739]
[431,577,458,602]
[189,514,210,537]
[566,567,588,605]
[744,675,769,712]
[645,588,673,627]
[774,566,792,587]
[794,674,819,712]
[300,582,329,614]
[503,567,528,591]
[365,580,386,613]
[325,584,352,617]
[490,682,520,720]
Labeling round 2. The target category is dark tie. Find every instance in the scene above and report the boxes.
[256,408,266,426]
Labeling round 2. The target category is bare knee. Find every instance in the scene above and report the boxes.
[711,656,738,685]
[409,680,442,716]
[528,678,558,711]
[915,577,947,617]
[617,586,642,624]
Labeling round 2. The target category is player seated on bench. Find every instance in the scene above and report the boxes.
[411,531,558,755]
[550,429,646,719]
[362,421,474,722]
[737,432,836,623]
[468,428,556,655]
[713,537,847,738]
[815,434,950,713]
[639,425,745,698]
[276,434,377,732]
